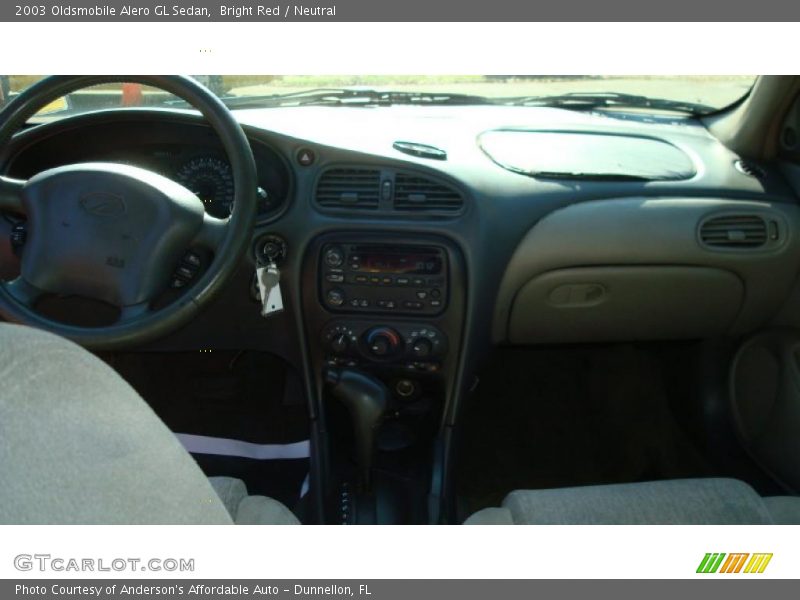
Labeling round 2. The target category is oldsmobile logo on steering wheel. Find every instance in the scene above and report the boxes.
[79,192,126,218]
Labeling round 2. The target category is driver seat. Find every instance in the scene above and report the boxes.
[0,322,299,524]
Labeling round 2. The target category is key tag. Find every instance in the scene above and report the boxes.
[256,261,284,317]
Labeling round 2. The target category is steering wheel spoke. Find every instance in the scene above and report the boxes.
[2,277,44,307]
[0,175,26,215]
[193,212,228,249]
[117,301,152,324]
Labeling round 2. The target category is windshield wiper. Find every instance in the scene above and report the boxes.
[169,88,496,109]
[498,92,715,115]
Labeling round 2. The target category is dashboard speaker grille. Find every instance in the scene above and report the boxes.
[316,168,381,209]
[700,215,768,248]
[393,173,463,212]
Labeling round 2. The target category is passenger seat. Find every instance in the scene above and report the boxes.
[464,478,800,524]
[209,477,299,525]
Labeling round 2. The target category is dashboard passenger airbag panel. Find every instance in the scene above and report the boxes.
[478,130,696,181]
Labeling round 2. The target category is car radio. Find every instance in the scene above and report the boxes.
[319,243,448,315]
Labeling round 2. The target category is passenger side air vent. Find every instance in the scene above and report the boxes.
[316,168,381,209]
[393,173,464,212]
[700,215,768,248]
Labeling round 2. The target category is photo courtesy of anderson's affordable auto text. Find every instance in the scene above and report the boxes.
[0,0,799,594]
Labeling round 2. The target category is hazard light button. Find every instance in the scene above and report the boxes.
[296,148,316,166]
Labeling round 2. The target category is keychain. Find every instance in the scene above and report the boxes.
[255,261,284,316]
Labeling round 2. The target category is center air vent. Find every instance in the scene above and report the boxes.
[316,168,380,209]
[700,215,769,248]
[393,173,464,212]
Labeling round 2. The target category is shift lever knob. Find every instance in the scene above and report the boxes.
[325,368,389,490]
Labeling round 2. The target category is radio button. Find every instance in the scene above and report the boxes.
[396,277,410,285]
[326,289,346,307]
[370,276,381,284]
[403,301,424,310]
[326,273,345,283]
[430,289,441,299]
[324,246,345,268]
[412,278,425,286]
[354,275,368,284]
[416,290,428,299]
[430,300,442,308]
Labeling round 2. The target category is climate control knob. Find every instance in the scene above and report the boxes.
[330,333,350,354]
[410,338,433,359]
[365,327,402,358]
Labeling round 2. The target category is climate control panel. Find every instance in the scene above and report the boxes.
[321,320,448,372]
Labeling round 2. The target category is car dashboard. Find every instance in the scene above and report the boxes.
[3,103,800,523]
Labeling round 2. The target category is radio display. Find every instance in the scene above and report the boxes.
[353,252,442,275]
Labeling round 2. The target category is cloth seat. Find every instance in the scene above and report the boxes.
[209,476,299,524]
[0,322,298,525]
[465,478,800,525]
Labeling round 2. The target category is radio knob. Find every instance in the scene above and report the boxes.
[410,338,433,359]
[326,288,346,307]
[365,327,402,358]
[324,246,345,268]
[330,333,350,354]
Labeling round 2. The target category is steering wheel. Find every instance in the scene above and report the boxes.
[0,76,257,350]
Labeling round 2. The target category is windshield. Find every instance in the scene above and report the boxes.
[0,75,756,118]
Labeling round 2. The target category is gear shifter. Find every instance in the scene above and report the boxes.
[325,368,389,490]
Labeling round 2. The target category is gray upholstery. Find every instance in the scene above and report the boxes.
[235,495,301,525]
[465,478,800,525]
[209,477,300,525]
[0,323,297,525]
[209,476,249,517]
[761,496,800,524]
[462,506,514,525]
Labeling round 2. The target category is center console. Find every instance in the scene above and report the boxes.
[301,232,466,524]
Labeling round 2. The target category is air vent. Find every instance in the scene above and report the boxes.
[393,174,464,212]
[316,168,380,209]
[734,160,766,180]
[700,215,768,248]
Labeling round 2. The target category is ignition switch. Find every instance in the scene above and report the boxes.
[254,234,287,266]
